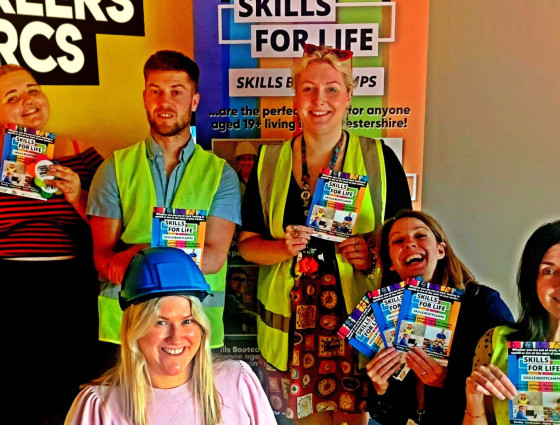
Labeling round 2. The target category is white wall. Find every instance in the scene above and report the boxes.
[423,0,560,315]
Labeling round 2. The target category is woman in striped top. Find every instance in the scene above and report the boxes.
[0,64,104,424]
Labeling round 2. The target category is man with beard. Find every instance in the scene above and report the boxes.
[87,51,240,353]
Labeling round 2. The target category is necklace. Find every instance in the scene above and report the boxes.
[300,131,345,215]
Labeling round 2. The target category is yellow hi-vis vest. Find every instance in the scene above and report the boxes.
[256,133,387,371]
[491,325,516,425]
[98,140,227,348]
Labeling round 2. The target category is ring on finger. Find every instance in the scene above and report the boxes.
[357,252,361,258]
[354,238,359,246]
[294,231,300,237]
[421,371,427,375]
[293,225,299,231]
[355,245,359,252]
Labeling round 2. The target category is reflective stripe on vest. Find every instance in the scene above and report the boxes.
[98,141,228,348]
[491,325,516,425]
[255,133,386,370]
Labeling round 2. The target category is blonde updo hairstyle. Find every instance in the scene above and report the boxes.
[291,46,356,94]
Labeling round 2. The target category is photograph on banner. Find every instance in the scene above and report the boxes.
[212,138,283,198]
[212,138,280,370]
[212,138,282,265]
[219,265,261,372]
[194,0,429,208]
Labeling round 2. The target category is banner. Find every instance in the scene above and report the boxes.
[1,1,196,157]
[194,0,429,207]
[0,0,145,85]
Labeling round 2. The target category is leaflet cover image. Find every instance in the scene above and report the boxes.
[152,207,207,268]
[0,124,57,200]
[394,278,463,367]
[371,281,408,348]
[338,292,384,358]
[508,341,560,424]
[306,168,368,242]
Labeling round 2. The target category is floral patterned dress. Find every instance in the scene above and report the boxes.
[257,238,369,419]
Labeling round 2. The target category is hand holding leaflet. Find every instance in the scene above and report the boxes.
[306,168,368,242]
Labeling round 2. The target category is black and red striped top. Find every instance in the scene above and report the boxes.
[0,147,103,258]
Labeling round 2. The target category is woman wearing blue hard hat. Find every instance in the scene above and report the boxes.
[65,247,275,425]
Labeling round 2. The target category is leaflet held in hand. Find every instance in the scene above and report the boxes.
[370,281,408,348]
[394,278,462,367]
[507,341,560,424]
[306,168,368,242]
[152,207,207,268]
[0,124,59,200]
[337,292,384,358]
[339,280,413,378]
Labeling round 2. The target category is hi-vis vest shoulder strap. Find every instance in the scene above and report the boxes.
[258,135,387,238]
[255,133,387,370]
[99,140,227,348]
[115,141,225,242]
[491,325,516,425]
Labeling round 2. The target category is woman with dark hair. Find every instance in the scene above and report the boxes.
[463,220,560,425]
[366,210,513,425]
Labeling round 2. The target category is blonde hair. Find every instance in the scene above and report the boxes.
[291,47,356,93]
[93,296,222,425]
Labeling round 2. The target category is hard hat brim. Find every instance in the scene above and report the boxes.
[119,289,211,311]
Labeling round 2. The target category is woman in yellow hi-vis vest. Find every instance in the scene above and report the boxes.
[238,45,411,425]
[464,220,560,425]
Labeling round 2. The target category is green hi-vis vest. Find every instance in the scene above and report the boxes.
[491,325,516,425]
[98,140,227,348]
[256,133,387,371]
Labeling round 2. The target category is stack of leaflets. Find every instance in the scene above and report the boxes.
[0,124,58,200]
[372,281,408,348]
[151,207,207,268]
[394,279,463,367]
[339,277,464,380]
[338,280,413,379]
[306,168,368,242]
[508,341,560,424]
[338,292,383,359]
[371,281,411,380]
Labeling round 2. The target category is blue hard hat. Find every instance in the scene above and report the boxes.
[119,247,211,310]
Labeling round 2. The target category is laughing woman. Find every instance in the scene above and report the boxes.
[238,44,411,425]
[366,210,514,425]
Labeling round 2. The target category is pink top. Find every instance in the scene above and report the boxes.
[65,360,275,425]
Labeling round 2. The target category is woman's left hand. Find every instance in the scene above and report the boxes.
[405,346,447,387]
[339,236,373,271]
[47,164,82,205]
